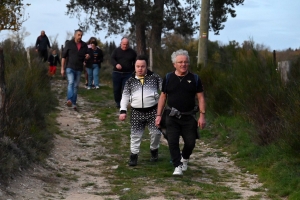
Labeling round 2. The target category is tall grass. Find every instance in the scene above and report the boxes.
[199,42,300,199]
[0,39,57,182]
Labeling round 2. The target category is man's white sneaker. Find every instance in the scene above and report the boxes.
[181,158,189,171]
[173,165,183,176]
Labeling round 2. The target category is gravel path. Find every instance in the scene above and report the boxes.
[0,79,270,200]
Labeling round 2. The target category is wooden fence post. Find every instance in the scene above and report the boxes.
[27,47,31,69]
[0,48,6,137]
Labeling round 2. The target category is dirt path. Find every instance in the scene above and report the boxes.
[0,79,270,200]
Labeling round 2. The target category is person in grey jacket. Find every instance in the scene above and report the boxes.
[119,55,162,166]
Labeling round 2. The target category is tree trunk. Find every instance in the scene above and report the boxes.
[198,0,210,67]
[0,48,6,137]
[150,0,164,49]
[135,0,147,55]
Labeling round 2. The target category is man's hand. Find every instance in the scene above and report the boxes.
[119,113,126,121]
[198,114,206,129]
[155,116,161,128]
[85,54,90,59]
[61,68,65,77]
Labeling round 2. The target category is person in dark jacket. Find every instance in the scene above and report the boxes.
[35,30,51,62]
[84,37,97,88]
[85,40,103,89]
[111,37,137,108]
[48,49,61,78]
[61,29,91,111]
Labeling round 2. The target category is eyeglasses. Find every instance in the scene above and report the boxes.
[176,61,189,64]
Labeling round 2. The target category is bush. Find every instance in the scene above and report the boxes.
[0,39,57,182]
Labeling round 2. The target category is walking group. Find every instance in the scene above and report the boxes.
[35,29,104,111]
[36,29,206,176]
[115,38,206,176]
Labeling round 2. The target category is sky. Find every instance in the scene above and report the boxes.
[1,0,300,51]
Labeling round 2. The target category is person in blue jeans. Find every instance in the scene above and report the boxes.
[111,37,137,108]
[85,40,103,89]
[61,29,91,111]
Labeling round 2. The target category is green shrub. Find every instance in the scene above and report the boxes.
[0,39,57,182]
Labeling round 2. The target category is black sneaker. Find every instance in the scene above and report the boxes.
[150,149,158,162]
[128,153,138,166]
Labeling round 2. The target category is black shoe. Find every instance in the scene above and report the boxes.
[128,153,138,166]
[150,149,158,162]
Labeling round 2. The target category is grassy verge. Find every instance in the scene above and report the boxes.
[203,115,300,200]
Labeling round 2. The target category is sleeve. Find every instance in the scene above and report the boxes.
[47,38,51,48]
[35,37,39,49]
[110,49,118,67]
[98,49,104,63]
[120,80,131,113]
[62,43,69,59]
[161,76,167,93]
[196,76,204,93]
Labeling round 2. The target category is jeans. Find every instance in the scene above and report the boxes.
[66,68,82,106]
[112,71,132,107]
[87,64,100,87]
[166,113,197,167]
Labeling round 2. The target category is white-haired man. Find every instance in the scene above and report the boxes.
[155,49,206,175]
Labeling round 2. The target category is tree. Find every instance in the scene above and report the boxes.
[0,0,30,31]
[210,0,244,35]
[66,0,200,55]
[65,0,244,55]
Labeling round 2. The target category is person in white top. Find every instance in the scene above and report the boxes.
[119,55,162,166]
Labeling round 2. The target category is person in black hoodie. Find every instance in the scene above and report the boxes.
[111,37,137,108]
[61,29,91,111]
[35,30,51,62]
[85,40,103,89]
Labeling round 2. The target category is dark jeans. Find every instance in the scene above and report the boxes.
[166,113,197,167]
[38,49,48,62]
[112,71,132,107]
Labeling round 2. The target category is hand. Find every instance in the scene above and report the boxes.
[198,115,206,129]
[85,54,90,59]
[61,68,65,77]
[155,116,161,128]
[119,113,126,121]
[116,64,122,70]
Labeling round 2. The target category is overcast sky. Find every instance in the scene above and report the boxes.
[0,0,299,51]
